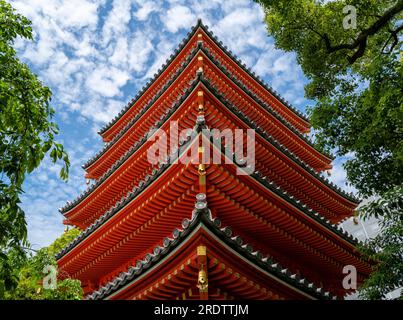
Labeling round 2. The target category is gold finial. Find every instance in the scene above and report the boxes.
[197,264,208,293]
[198,164,206,176]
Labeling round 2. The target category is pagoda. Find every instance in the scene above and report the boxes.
[56,20,371,300]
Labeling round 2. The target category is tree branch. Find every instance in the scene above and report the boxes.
[381,24,403,54]
[323,1,403,63]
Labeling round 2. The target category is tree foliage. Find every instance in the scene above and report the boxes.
[2,228,83,300]
[358,186,403,299]
[0,0,70,293]
[255,0,403,299]
[255,0,402,197]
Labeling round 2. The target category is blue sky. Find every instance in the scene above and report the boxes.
[9,0,356,248]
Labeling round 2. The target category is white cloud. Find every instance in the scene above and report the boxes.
[86,66,130,97]
[109,37,129,67]
[80,98,125,123]
[212,7,266,53]
[218,0,253,13]
[101,0,132,46]
[12,0,101,62]
[327,157,357,194]
[128,32,154,73]
[133,0,159,21]
[109,32,154,74]
[22,23,58,65]
[164,5,196,33]
[40,0,100,29]
[73,33,96,57]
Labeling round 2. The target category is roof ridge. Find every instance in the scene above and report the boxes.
[98,20,202,136]
[62,74,357,216]
[249,170,360,245]
[200,46,334,160]
[83,45,200,170]
[99,19,310,140]
[85,42,326,174]
[57,127,360,262]
[56,129,200,259]
[198,21,310,123]
[86,193,337,300]
[60,75,202,214]
[200,77,359,204]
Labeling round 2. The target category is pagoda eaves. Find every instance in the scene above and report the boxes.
[59,76,358,229]
[56,20,370,300]
[87,199,337,300]
[98,20,311,142]
[82,45,333,180]
[57,131,370,298]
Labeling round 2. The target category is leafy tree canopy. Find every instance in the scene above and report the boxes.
[0,0,69,293]
[2,228,83,300]
[255,0,403,197]
[358,187,403,299]
[255,0,403,299]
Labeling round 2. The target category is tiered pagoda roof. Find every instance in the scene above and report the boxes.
[98,19,310,140]
[56,20,371,300]
[87,197,337,300]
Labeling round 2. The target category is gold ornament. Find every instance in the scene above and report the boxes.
[197,265,208,293]
[198,164,206,176]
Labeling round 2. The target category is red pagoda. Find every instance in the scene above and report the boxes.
[56,20,371,300]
